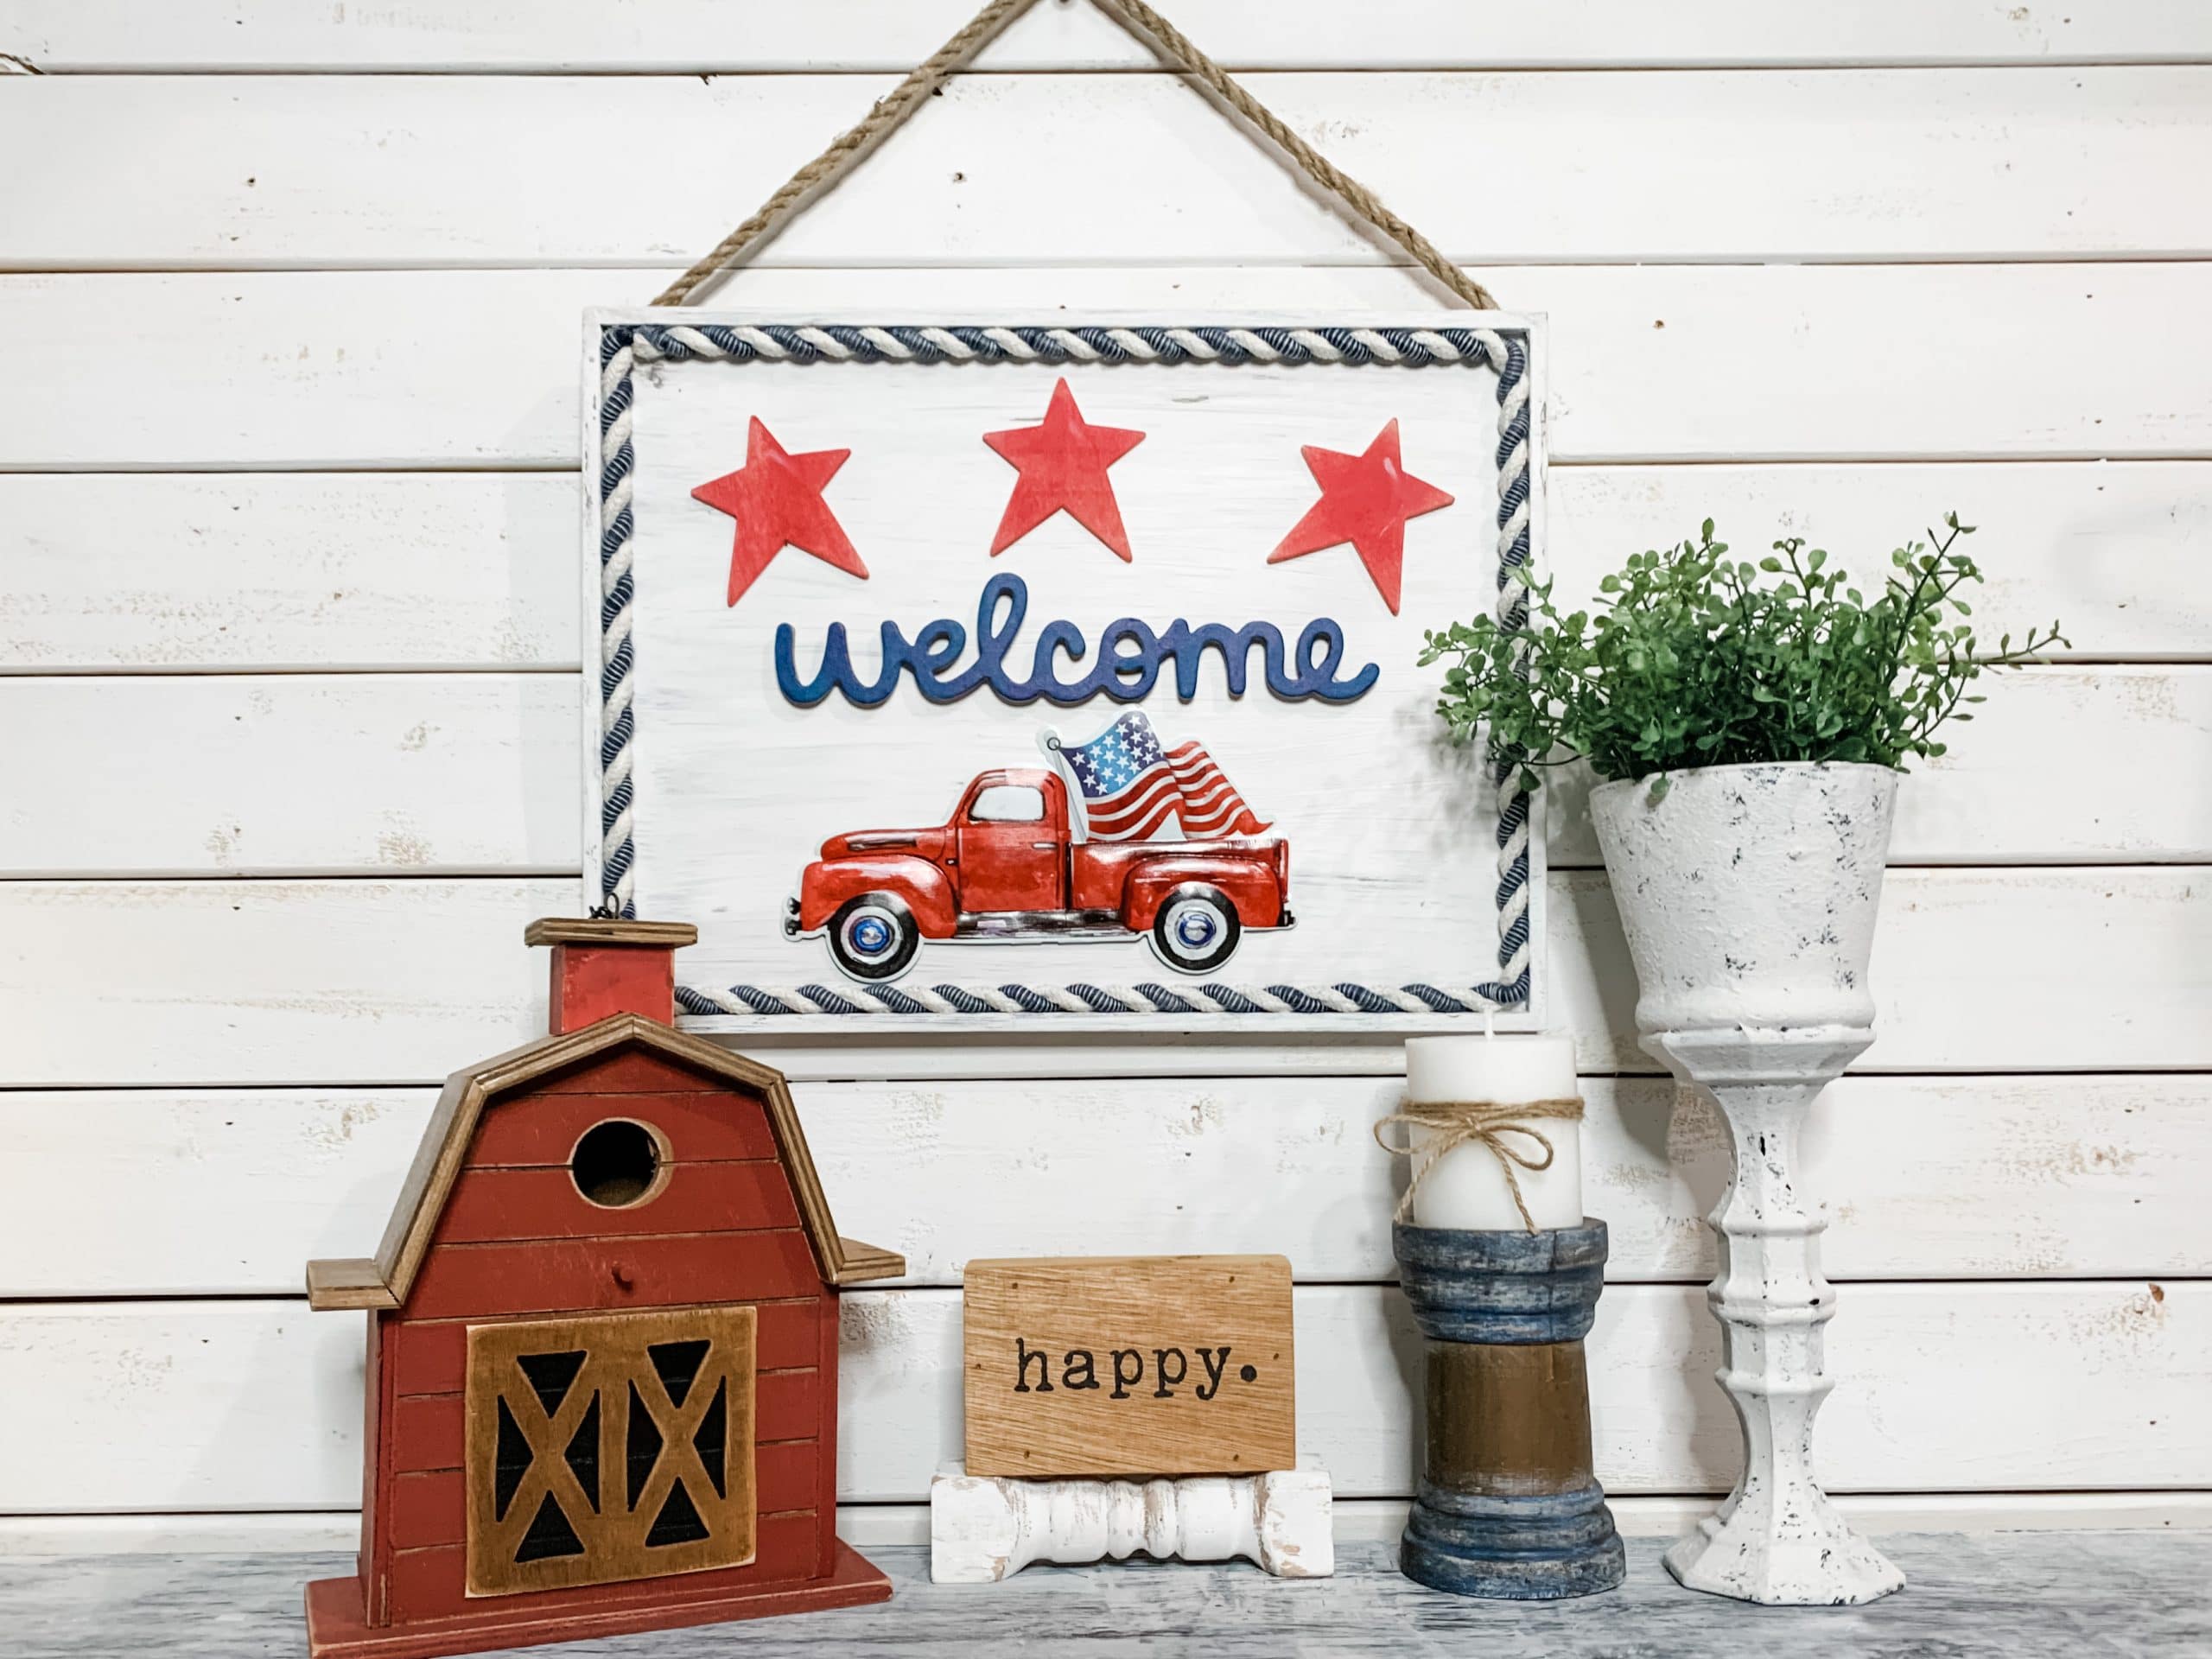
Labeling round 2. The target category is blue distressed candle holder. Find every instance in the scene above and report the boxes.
[1393,1218,1627,1599]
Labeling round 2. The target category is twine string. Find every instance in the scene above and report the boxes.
[1373,1098,1584,1232]
[653,0,1497,310]
[652,0,1033,307]
[1096,0,1497,310]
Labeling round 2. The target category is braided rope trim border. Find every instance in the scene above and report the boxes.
[593,321,1534,1017]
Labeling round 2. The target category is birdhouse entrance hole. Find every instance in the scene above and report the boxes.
[570,1120,665,1209]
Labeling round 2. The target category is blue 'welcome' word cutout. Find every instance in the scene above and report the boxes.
[774,573,1379,709]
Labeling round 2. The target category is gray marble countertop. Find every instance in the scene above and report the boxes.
[6,1535,2209,1657]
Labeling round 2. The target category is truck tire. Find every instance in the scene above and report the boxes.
[1149,883,1242,976]
[826,893,921,983]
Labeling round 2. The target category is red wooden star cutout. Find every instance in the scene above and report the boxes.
[982,378,1147,560]
[690,416,866,607]
[1268,419,1454,613]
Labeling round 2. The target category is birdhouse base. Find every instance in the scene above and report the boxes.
[303,1540,893,1659]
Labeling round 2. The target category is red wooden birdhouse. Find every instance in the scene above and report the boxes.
[302,918,903,1659]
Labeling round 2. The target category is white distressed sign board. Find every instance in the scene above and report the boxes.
[583,311,1545,1031]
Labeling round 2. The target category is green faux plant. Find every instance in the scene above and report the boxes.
[1420,514,2065,796]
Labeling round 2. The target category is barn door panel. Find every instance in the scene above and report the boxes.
[463,1305,756,1597]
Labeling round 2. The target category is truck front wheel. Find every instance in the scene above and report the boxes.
[1148,884,1242,976]
[826,893,921,983]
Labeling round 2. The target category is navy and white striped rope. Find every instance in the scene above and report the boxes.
[596,326,641,918]
[594,321,1535,1014]
[676,980,1506,1017]
[631,322,1497,370]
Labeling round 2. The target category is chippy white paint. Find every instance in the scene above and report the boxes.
[1587,762,1895,1034]
[1649,1029,1908,1605]
[929,1465,1333,1582]
[1592,761,1904,1605]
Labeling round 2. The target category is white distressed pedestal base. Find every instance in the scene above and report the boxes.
[929,1465,1333,1583]
[1651,1027,1907,1607]
[1590,764,1907,1607]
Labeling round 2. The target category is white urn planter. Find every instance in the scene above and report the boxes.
[1588,761,1906,1606]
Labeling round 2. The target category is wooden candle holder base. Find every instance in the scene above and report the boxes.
[1392,1220,1625,1600]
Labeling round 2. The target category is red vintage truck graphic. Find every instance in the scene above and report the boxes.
[784,766,1294,982]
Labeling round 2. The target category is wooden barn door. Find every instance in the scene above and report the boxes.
[463,1306,757,1597]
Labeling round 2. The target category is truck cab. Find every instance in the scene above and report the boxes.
[950,771,1069,912]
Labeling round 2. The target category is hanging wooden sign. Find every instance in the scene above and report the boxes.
[959,1254,1297,1478]
[582,310,1548,1030]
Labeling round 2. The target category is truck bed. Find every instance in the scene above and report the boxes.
[1067,835,1284,912]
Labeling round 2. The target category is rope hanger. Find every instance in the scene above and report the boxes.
[652,0,1497,311]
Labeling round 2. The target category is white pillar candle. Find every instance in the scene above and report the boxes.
[1402,1034,1584,1230]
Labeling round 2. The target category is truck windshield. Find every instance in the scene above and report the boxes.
[969,784,1046,823]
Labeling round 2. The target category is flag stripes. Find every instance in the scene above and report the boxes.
[1087,740,1267,842]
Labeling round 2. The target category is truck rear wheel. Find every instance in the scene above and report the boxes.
[1149,884,1242,976]
[827,893,920,983]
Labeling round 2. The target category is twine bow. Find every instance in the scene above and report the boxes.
[1372,1098,1584,1232]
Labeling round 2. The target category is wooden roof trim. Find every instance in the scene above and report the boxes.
[832,1237,909,1285]
[306,1257,399,1312]
[305,1014,902,1310]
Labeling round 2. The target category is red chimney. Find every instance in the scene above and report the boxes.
[524,918,697,1034]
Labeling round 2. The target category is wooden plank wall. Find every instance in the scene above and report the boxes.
[2,1,2209,1549]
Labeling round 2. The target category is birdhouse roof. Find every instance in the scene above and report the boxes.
[306,1013,903,1311]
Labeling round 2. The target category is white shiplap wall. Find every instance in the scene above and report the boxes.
[2,1,2209,1553]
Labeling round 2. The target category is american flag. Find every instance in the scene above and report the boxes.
[1052,711,1268,842]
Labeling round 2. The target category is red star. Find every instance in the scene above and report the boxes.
[1268,419,1454,613]
[982,378,1147,560]
[690,416,866,607]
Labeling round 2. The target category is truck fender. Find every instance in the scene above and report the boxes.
[1121,855,1281,932]
[799,855,957,938]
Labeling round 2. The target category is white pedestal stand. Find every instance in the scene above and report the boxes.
[930,1465,1333,1583]
[1649,1027,1905,1605]
[1589,760,1908,1607]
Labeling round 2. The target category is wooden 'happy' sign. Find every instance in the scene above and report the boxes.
[582,311,1548,1033]
[961,1255,1295,1478]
